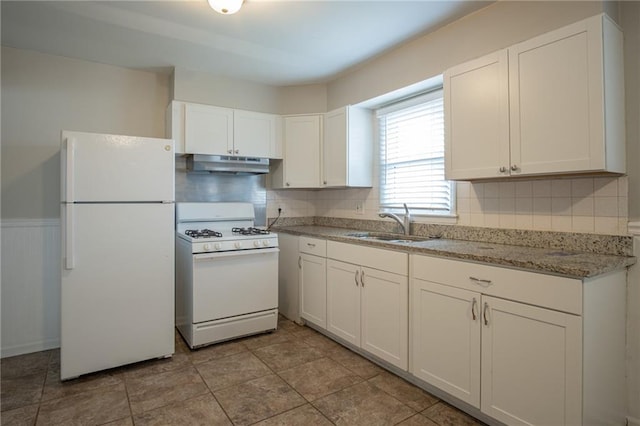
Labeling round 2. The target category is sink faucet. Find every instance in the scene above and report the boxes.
[378,203,411,235]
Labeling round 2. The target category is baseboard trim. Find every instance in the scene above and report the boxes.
[1,338,60,359]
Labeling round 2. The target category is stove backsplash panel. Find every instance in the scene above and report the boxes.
[175,157,267,226]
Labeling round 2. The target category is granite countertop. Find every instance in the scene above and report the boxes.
[275,225,636,279]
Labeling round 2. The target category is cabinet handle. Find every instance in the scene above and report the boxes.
[511,164,519,172]
[298,256,301,269]
[483,302,490,326]
[499,166,507,173]
[306,243,316,248]
[471,298,478,321]
[286,182,291,187]
[354,270,359,287]
[469,276,492,287]
[360,270,365,287]
[228,149,233,154]
[323,180,327,185]
[235,149,239,154]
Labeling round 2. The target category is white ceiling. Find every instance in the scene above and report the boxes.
[1,0,492,86]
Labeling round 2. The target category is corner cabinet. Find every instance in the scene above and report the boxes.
[270,115,322,189]
[277,233,300,323]
[271,107,374,189]
[326,241,408,370]
[445,13,625,180]
[166,100,282,158]
[410,254,626,425]
[322,106,373,187]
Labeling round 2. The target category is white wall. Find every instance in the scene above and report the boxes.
[173,67,281,113]
[172,67,328,115]
[326,1,605,109]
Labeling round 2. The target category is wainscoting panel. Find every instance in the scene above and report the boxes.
[1,219,61,358]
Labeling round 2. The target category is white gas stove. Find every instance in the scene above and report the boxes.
[176,203,278,254]
[175,202,279,349]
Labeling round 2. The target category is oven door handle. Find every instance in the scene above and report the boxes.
[194,247,279,261]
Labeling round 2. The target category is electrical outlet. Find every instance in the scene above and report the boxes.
[355,201,364,215]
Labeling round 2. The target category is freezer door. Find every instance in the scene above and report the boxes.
[60,203,174,380]
[61,131,174,202]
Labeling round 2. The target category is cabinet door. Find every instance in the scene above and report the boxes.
[444,50,510,180]
[481,296,582,426]
[326,259,361,346]
[234,110,278,158]
[299,253,326,328]
[509,17,605,175]
[323,107,348,187]
[184,103,234,155]
[361,266,408,370]
[323,106,373,188]
[278,234,300,323]
[411,280,481,407]
[283,115,321,188]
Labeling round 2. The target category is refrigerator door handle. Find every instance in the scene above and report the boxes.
[64,204,75,270]
[65,137,76,202]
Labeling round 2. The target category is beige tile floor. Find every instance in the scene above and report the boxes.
[1,316,485,426]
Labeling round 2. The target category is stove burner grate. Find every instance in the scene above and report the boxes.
[185,229,222,238]
[232,227,270,236]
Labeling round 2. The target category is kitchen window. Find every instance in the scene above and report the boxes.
[377,88,455,217]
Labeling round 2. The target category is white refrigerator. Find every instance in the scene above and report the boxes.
[60,130,175,380]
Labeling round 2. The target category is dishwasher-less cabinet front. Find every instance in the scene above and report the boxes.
[410,253,626,426]
[326,241,408,370]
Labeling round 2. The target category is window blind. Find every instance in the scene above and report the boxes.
[378,89,452,213]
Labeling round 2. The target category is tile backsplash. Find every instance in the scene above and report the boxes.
[268,175,629,236]
[456,176,628,235]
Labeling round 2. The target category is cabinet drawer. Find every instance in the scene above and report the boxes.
[299,237,326,256]
[410,255,582,315]
[327,241,407,275]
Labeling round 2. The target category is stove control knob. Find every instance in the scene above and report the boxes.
[262,240,270,247]
[214,243,222,250]
[254,240,261,248]
[234,242,242,249]
[203,244,211,251]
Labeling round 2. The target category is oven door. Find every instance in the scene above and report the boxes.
[192,248,279,323]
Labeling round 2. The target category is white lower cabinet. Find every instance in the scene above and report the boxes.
[480,296,581,426]
[327,242,408,370]
[410,254,626,426]
[299,237,327,328]
[411,281,481,407]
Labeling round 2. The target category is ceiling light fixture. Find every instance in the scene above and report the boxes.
[208,0,243,15]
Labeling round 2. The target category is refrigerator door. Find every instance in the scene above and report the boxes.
[60,203,174,380]
[61,131,174,203]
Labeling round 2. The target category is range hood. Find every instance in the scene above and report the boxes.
[186,154,269,174]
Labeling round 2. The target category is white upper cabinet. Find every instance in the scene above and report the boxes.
[271,114,322,188]
[166,101,282,158]
[444,51,510,180]
[322,106,373,187]
[184,103,234,156]
[445,14,625,180]
[234,109,282,159]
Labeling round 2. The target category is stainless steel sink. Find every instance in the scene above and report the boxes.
[344,232,435,244]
